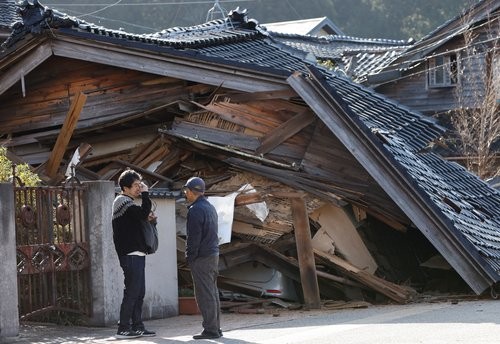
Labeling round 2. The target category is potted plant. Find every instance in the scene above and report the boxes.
[178,288,200,315]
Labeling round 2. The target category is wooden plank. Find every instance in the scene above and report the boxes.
[51,40,289,93]
[256,110,315,155]
[112,159,173,183]
[291,197,321,309]
[0,43,53,95]
[166,119,305,160]
[45,92,87,178]
[314,249,415,304]
[310,204,378,274]
[226,89,298,103]
[131,136,164,165]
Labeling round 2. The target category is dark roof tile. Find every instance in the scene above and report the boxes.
[0,0,20,30]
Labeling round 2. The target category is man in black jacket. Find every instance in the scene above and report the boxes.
[112,169,156,339]
[183,176,222,340]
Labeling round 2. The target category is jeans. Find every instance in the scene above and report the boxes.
[190,255,221,334]
[118,255,146,331]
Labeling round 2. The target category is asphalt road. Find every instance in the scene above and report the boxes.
[6,298,500,343]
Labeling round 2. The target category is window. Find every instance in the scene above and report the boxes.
[428,53,458,87]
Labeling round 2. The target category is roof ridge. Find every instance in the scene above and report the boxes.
[267,31,412,46]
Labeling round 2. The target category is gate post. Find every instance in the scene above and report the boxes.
[0,183,19,338]
[84,181,121,326]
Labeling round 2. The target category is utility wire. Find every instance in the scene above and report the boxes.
[43,0,256,6]
[78,0,122,18]
[55,7,159,31]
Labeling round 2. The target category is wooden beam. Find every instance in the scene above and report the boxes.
[51,39,288,93]
[0,43,52,95]
[314,249,415,304]
[256,110,315,155]
[291,197,321,309]
[226,89,298,103]
[45,92,87,178]
[113,159,173,184]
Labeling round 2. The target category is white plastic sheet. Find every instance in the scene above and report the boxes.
[207,192,238,245]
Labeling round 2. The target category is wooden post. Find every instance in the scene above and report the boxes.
[291,196,321,309]
[46,92,87,178]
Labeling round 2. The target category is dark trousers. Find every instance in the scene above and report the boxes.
[118,255,146,331]
[190,255,221,334]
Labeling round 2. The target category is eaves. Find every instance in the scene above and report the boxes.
[0,31,294,97]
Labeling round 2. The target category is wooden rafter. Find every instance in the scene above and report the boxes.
[256,110,315,155]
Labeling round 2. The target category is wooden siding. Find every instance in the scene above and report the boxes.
[376,28,496,114]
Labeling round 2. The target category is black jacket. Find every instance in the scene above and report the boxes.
[112,192,151,256]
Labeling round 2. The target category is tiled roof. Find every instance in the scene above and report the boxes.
[0,0,19,31]
[323,73,444,151]
[3,1,500,289]
[388,146,500,273]
[269,33,412,81]
[380,0,500,72]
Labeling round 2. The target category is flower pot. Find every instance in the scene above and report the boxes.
[178,296,200,315]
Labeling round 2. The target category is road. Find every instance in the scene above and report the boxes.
[7,298,500,343]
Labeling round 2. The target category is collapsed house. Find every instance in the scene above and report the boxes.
[1,1,500,307]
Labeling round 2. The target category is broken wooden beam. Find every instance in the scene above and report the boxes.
[292,197,321,309]
[314,249,415,304]
[45,92,87,178]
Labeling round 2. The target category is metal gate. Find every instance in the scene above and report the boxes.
[14,181,92,324]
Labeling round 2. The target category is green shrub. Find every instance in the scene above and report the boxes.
[0,146,41,186]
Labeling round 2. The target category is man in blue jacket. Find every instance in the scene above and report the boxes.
[183,176,222,340]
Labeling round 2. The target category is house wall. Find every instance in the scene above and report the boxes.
[142,197,179,319]
[376,30,494,115]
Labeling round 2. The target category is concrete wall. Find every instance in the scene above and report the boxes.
[87,182,178,326]
[0,183,19,338]
[86,181,122,326]
[142,198,179,318]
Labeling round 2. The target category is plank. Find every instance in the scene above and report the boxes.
[45,92,87,178]
[291,197,321,309]
[226,89,298,103]
[51,40,288,92]
[256,110,315,155]
[314,249,415,303]
[0,43,53,95]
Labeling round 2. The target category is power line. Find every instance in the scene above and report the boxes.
[43,0,256,6]
[54,7,159,31]
[78,0,122,17]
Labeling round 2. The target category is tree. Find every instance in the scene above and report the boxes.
[0,147,41,186]
[452,13,500,179]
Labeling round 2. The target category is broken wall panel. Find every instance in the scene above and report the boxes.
[311,204,378,274]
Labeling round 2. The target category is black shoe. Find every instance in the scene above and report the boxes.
[135,329,156,337]
[219,329,223,337]
[193,331,221,339]
[116,329,142,339]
